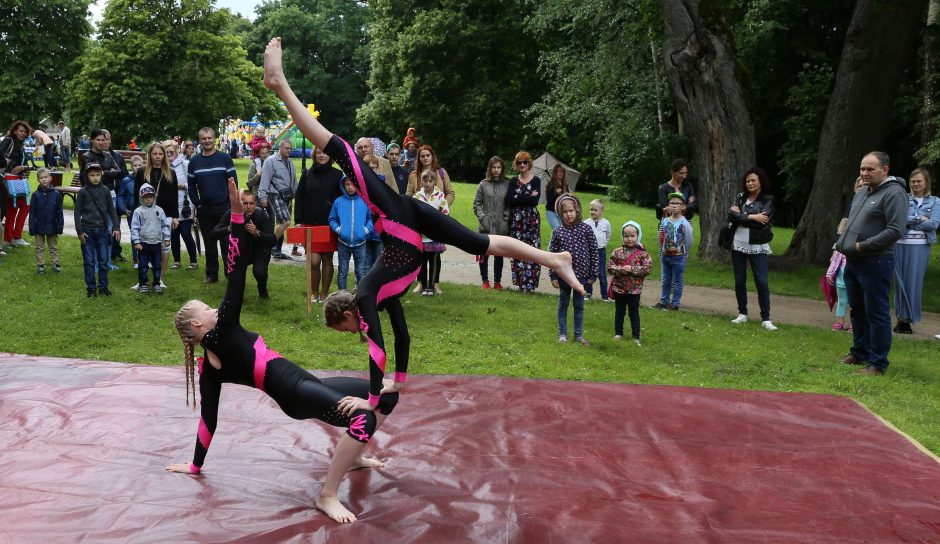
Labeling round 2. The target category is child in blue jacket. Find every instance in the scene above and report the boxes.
[28,168,64,273]
[329,176,374,289]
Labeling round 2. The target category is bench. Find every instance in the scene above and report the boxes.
[50,170,81,203]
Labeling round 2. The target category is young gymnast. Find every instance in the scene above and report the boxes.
[167,180,398,524]
[262,36,581,414]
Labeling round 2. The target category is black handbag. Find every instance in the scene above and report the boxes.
[718,221,735,250]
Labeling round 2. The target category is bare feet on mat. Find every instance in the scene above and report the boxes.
[263,37,286,91]
[351,455,384,470]
[316,495,358,523]
[554,251,584,295]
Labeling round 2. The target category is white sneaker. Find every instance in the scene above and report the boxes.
[730,314,748,324]
[159,281,166,288]
[11,238,29,247]
[934,334,940,340]
[130,283,139,290]
[761,320,778,331]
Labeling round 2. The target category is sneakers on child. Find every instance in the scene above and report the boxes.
[731,314,748,324]
[37,265,45,274]
[761,320,778,331]
[52,265,62,273]
[139,285,150,294]
[186,262,198,270]
[99,287,112,296]
[87,288,97,298]
[11,238,30,247]
[831,321,844,331]
[634,338,642,347]
[171,262,181,269]
[613,335,623,340]
[154,284,164,295]
[493,282,503,290]
[576,337,590,347]
[481,281,491,289]
[130,283,140,290]
[558,335,568,343]
[107,262,119,271]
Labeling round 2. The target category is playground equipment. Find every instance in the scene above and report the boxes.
[220,103,320,159]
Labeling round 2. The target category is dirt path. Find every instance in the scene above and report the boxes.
[62,213,940,340]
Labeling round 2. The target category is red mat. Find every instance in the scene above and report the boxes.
[1,355,939,543]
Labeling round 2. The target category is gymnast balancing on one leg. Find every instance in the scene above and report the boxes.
[166,180,397,523]
[263,36,583,415]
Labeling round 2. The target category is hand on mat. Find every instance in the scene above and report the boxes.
[165,462,195,474]
[339,396,374,416]
[380,379,402,395]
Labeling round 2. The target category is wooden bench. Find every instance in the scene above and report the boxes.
[51,170,81,203]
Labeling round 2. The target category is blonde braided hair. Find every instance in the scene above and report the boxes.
[174,300,202,410]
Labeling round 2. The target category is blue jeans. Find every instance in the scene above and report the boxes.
[365,240,383,273]
[137,243,162,286]
[845,255,895,370]
[584,247,608,299]
[337,242,368,289]
[558,282,585,338]
[732,250,771,321]
[115,176,134,216]
[659,253,687,307]
[82,228,111,290]
[546,210,561,230]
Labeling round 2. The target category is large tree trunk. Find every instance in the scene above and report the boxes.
[787,0,927,264]
[921,0,940,168]
[659,0,756,261]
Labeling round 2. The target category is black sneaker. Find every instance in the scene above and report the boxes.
[652,302,668,310]
[895,322,913,334]
[204,276,218,284]
[99,287,113,296]
[37,265,45,274]
[87,289,97,298]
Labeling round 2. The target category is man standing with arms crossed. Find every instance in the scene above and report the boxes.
[835,151,907,375]
[259,138,297,260]
[188,127,238,283]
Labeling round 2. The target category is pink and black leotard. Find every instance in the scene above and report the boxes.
[324,135,491,406]
[189,213,398,474]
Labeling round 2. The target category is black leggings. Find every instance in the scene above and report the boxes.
[613,292,641,339]
[266,360,399,444]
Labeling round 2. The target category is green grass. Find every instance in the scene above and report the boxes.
[1,233,939,455]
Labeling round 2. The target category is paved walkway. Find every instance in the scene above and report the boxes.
[60,213,940,339]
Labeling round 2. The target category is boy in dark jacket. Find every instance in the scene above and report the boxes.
[28,168,64,273]
[75,162,121,297]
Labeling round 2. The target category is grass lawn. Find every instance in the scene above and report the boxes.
[1,231,939,455]
[34,160,940,312]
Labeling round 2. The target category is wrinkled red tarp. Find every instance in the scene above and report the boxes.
[1,355,938,543]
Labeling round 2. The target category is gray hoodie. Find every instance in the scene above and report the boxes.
[835,176,907,258]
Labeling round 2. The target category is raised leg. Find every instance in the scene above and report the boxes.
[487,235,583,295]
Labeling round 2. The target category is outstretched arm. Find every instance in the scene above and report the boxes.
[263,37,332,150]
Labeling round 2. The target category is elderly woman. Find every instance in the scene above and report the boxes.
[727,167,777,331]
[893,167,939,334]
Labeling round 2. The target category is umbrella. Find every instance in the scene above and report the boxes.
[370,137,387,158]
[819,275,835,311]
[531,152,581,204]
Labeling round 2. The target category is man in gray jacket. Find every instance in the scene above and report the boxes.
[835,151,907,375]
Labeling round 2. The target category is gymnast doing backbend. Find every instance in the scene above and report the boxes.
[167,180,397,523]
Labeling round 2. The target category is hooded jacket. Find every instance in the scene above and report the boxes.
[836,176,907,258]
[607,221,652,295]
[328,177,374,247]
[28,185,64,236]
[131,183,170,245]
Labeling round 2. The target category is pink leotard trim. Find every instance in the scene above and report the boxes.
[357,310,386,373]
[341,139,383,217]
[252,335,282,392]
[197,418,212,449]
[374,218,422,251]
[189,463,201,474]
[394,372,407,383]
[348,413,371,441]
[230,213,245,224]
[376,268,421,306]
[197,356,204,375]
[226,233,241,274]
[367,393,380,408]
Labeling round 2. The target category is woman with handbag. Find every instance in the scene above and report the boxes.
[0,121,34,249]
[727,167,777,331]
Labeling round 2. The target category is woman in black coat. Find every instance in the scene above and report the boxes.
[134,142,178,279]
[727,167,776,331]
[294,147,343,302]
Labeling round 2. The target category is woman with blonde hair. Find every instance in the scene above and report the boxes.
[134,141,179,282]
[893,167,939,334]
[167,180,397,524]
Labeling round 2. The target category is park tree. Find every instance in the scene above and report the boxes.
[0,1,92,127]
[786,0,927,263]
[527,0,686,200]
[358,0,543,177]
[67,0,278,146]
[659,0,756,260]
[244,0,371,139]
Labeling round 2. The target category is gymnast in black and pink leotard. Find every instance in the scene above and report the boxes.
[264,36,581,423]
[168,181,395,524]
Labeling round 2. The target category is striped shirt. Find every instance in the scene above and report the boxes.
[187,151,237,208]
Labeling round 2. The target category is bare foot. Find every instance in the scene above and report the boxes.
[263,37,286,91]
[350,455,384,470]
[554,251,585,295]
[316,495,358,523]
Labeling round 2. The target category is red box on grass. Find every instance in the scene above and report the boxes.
[286,224,337,253]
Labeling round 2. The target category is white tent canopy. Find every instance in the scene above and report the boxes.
[531,152,581,204]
